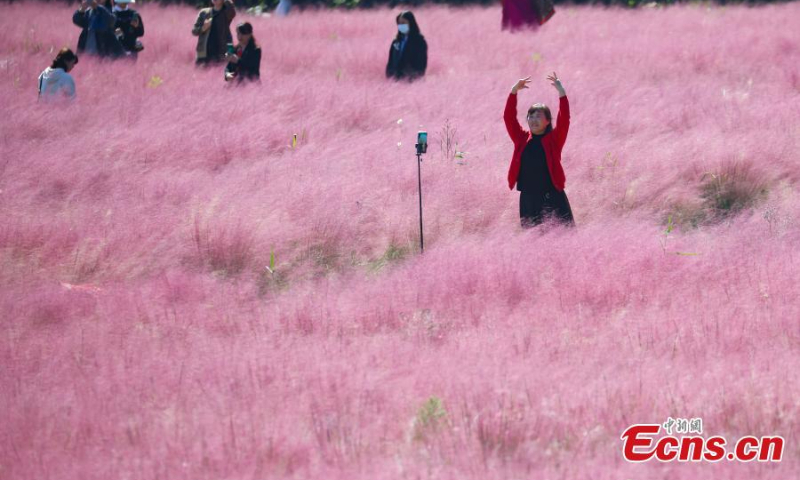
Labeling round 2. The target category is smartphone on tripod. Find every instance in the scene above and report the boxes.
[416,131,427,154]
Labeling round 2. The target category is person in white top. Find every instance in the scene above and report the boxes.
[38,48,79,101]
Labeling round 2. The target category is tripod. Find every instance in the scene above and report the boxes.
[415,142,426,253]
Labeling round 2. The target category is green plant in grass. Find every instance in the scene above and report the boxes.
[659,214,700,256]
[258,249,290,295]
[413,396,448,441]
[265,249,277,274]
[368,243,409,272]
[658,214,674,254]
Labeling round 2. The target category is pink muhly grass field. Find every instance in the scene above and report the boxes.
[1,1,799,478]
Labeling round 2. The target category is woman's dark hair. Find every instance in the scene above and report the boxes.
[236,22,257,48]
[51,48,79,70]
[237,22,253,35]
[527,103,553,133]
[395,11,422,41]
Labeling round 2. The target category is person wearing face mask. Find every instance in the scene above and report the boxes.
[112,0,144,57]
[192,0,236,65]
[505,73,574,228]
[385,11,427,81]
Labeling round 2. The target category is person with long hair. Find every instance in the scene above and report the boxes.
[225,22,261,83]
[38,48,79,101]
[192,0,236,65]
[385,11,427,81]
[505,73,574,227]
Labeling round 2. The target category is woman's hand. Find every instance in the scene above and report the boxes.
[547,72,566,97]
[511,76,531,95]
[226,52,239,63]
[202,17,212,33]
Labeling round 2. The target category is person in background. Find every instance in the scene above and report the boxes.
[385,11,427,81]
[73,0,124,57]
[504,73,574,228]
[113,0,144,57]
[225,22,261,83]
[502,0,555,31]
[192,0,236,65]
[275,0,291,17]
[38,48,79,101]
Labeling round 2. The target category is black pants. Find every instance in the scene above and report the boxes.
[519,189,574,228]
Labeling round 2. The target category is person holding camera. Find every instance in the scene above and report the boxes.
[225,23,261,83]
[505,73,574,227]
[112,0,144,57]
[192,0,236,65]
[385,11,427,81]
[38,48,79,101]
[73,0,124,58]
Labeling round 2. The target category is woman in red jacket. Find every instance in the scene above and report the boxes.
[505,72,574,227]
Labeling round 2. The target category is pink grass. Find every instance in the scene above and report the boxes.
[1,2,799,479]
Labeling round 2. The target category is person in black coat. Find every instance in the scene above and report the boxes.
[72,0,124,58]
[225,22,261,83]
[386,11,427,81]
[113,0,144,57]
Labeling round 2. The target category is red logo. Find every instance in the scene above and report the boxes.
[621,419,784,463]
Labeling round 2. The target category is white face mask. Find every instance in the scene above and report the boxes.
[397,24,410,35]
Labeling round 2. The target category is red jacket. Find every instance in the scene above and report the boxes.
[504,93,570,191]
